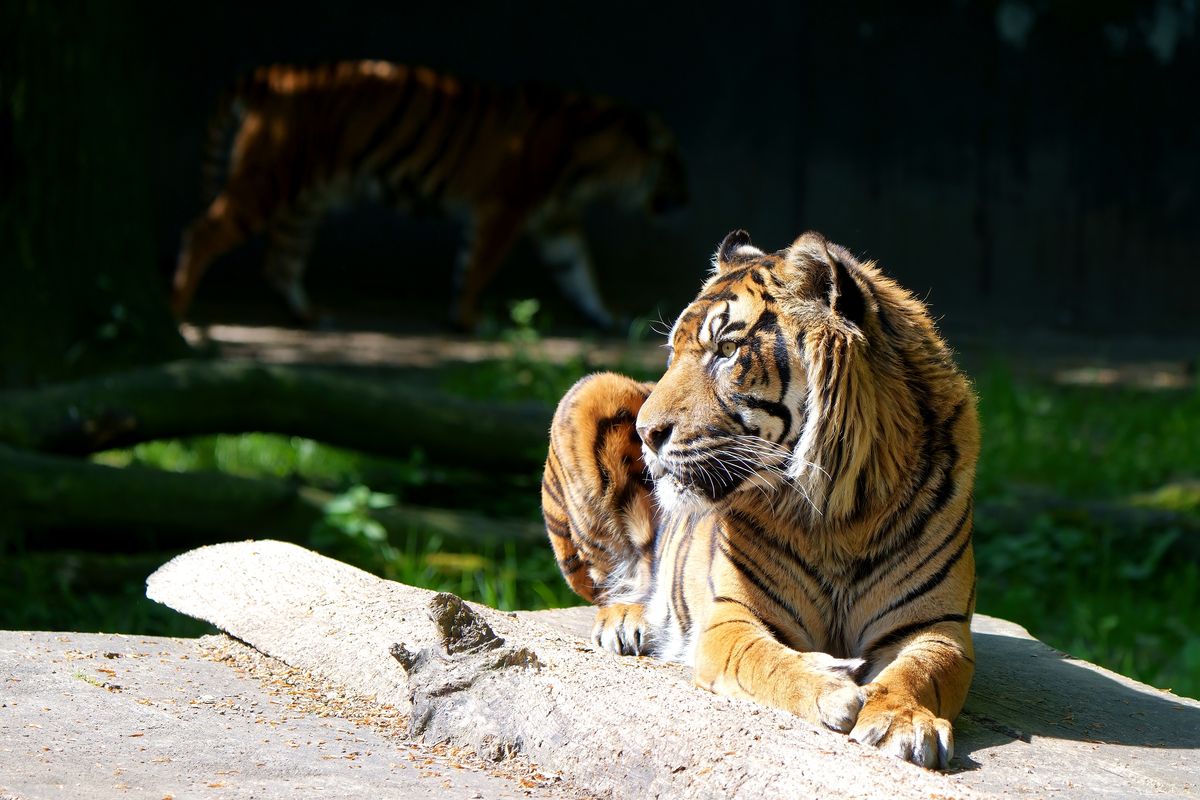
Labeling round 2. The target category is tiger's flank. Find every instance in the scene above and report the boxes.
[542,230,979,770]
[171,60,688,330]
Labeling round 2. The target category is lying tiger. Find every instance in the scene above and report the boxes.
[542,230,978,769]
[171,61,688,330]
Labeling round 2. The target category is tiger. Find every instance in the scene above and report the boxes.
[170,60,688,330]
[541,230,979,769]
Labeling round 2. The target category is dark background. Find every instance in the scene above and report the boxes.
[12,0,1197,358]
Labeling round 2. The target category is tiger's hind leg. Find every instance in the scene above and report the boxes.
[449,205,529,331]
[542,372,658,655]
[264,202,324,325]
[532,217,616,331]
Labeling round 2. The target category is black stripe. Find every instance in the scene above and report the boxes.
[356,69,418,163]
[704,618,760,633]
[717,538,807,637]
[711,595,789,644]
[863,613,968,659]
[558,552,585,574]
[541,465,567,508]
[853,398,966,579]
[854,497,972,601]
[377,83,447,180]
[431,83,491,200]
[543,514,571,540]
[726,509,826,609]
[411,82,473,191]
[592,410,634,494]
[856,528,972,639]
[671,517,696,633]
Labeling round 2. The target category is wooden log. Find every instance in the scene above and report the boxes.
[0,359,550,470]
[0,445,542,550]
[144,540,1200,798]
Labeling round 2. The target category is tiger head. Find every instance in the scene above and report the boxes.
[637,230,970,525]
[563,105,688,218]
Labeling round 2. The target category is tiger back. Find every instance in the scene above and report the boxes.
[171,60,687,330]
[542,229,979,770]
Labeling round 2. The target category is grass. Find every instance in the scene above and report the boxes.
[970,362,1200,696]
[3,312,1197,698]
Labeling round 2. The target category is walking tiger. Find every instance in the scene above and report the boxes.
[171,61,687,329]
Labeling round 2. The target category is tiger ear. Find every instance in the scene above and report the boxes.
[786,231,867,328]
[711,229,765,273]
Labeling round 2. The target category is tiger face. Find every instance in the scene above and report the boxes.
[637,229,867,514]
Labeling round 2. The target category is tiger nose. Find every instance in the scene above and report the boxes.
[637,422,674,454]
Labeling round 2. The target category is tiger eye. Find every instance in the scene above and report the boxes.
[719,340,738,358]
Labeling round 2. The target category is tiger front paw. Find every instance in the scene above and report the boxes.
[798,652,868,733]
[762,652,866,733]
[592,603,650,656]
[850,685,954,769]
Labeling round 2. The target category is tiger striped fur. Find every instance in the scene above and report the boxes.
[542,230,979,769]
[171,61,687,329]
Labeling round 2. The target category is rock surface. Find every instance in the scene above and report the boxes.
[140,540,1200,799]
[0,630,589,800]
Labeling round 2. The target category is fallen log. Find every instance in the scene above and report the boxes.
[0,445,542,550]
[145,541,1200,799]
[0,359,550,470]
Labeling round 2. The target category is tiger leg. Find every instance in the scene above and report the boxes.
[693,592,867,733]
[542,372,658,655]
[532,218,615,330]
[264,203,322,325]
[850,617,974,769]
[171,194,256,319]
[450,205,528,331]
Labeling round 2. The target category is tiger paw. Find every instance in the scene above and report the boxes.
[591,603,650,656]
[849,685,954,769]
[797,652,868,733]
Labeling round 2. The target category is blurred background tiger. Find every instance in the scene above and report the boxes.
[171,60,688,331]
[542,230,979,770]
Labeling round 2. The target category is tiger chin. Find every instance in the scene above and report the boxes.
[541,229,979,770]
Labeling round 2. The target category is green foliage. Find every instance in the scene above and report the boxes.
[974,362,1200,497]
[311,484,402,567]
[974,512,1199,697]
[968,365,1200,698]
[443,299,589,405]
[443,299,660,405]
[308,483,577,610]
[95,434,432,495]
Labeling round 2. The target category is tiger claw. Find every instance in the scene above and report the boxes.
[592,603,650,656]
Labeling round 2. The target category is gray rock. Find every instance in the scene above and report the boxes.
[140,540,1200,799]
